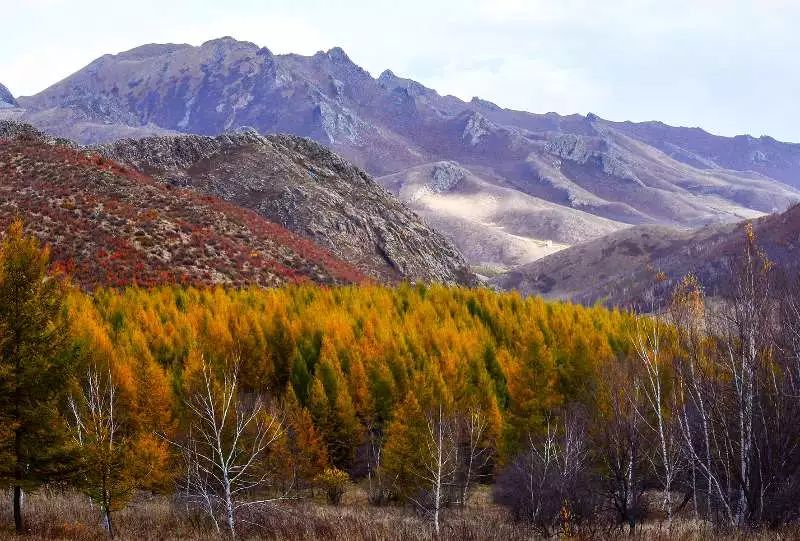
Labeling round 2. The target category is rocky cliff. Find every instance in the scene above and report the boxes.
[98,130,474,284]
[0,83,17,108]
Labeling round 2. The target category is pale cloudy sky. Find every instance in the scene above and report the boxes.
[2,0,799,141]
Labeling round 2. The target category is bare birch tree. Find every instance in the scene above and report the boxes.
[670,274,715,518]
[631,316,683,525]
[364,421,393,506]
[670,226,791,527]
[719,225,773,525]
[494,411,593,537]
[454,408,491,506]
[598,369,648,533]
[410,405,459,537]
[169,359,285,537]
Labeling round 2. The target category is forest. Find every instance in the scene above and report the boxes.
[2,218,800,540]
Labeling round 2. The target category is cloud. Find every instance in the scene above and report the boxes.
[423,54,607,116]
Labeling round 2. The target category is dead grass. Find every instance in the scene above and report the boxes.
[0,487,797,540]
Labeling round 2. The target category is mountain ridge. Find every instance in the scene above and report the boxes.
[0,82,17,108]
[493,203,800,308]
[4,37,800,272]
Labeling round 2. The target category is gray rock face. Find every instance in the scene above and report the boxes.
[98,131,474,285]
[0,83,17,108]
[430,162,467,192]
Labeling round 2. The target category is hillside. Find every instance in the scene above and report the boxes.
[98,130,472,284]
[378,161,620,269]
[0,122,365,288]
[494,204,800,308]
[8,38,800,271]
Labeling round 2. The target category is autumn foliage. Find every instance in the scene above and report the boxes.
[61,282,638,474]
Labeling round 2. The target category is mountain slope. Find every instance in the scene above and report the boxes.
[98,130,473,284]
[494,204,800,308]
[608,119,800,190]
[9,38,800,270]
[0,121,365,289]
[377,161,622,270]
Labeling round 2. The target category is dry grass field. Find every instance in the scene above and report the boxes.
[1,486,798,541]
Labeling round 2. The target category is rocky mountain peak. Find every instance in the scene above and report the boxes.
[324,46,351,63]
[114,43,192,61]
[0,83,17,108]
[377,69,436,99]
[378,69,397,83]
[470,97,501,111]
[201,36,258,50]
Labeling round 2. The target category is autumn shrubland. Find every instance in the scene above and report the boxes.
[0,135,366,288]
[2,220,800,539]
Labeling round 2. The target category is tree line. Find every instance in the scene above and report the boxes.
[2,219,800,537]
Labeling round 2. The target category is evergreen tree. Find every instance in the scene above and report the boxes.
[0,221,78,533]
[381,392,428,500]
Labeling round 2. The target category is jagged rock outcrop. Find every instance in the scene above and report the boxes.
[544,133,641,185]
[0,83,18,108]
[429,161,467,193]
[98,130,474,284]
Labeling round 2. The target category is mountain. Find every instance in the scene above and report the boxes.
[98,130,473,284]
[494,204,800,308]
[0,83,17,108]
[377,160,622,270]
[7,37,800,271]
[0,121,366,289]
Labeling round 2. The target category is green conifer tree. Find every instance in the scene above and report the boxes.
[0,221,78,533]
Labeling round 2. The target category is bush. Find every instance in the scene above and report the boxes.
[314,467,350,505]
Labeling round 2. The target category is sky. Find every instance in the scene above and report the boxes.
[2,0,799,141]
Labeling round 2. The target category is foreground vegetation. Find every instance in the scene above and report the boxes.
[4,488,800,541]
[2,220,800,539]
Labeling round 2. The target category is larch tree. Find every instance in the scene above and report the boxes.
[283,387,329,488]
[0,220,78,533]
